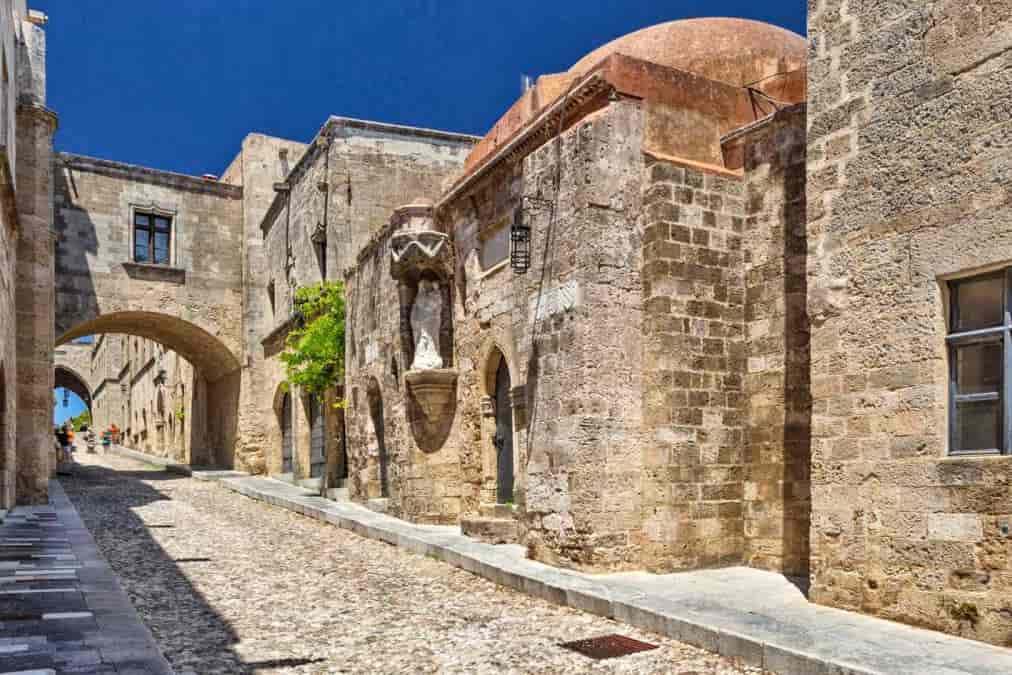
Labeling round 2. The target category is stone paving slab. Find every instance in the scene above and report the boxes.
[0,481,172,675]
[208,471,1012,675]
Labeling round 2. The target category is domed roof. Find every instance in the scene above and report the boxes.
[569,18,806,87]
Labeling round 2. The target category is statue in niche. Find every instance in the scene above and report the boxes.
[410,278,443,370]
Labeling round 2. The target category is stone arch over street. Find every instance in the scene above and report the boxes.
[55,312,241,469]
[54,365,92,416]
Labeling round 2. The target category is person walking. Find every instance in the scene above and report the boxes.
[84,425,96,454]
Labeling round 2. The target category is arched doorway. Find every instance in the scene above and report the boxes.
[493,357,514,503]
[308,394,325,478]
[366,379,389,498]
[280,392,293,474]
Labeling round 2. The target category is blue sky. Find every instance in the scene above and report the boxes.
[54,388,86,426]
[33,1,806,177]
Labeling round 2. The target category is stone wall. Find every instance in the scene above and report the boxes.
[229,133,307,472]
[738,105,811,577]
[14,15,53,504]
[517,100,646,571]
[807,0,1012,646]
[638,157,747,572]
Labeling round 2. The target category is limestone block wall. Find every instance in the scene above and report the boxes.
[518,100,646,571]
[638,157,748,571]
[88,334,124,437]
[14,63,55,503]
[442,159,525,518]
[807,0,1012,645]
[737,105,811,576]
[227,133,307,472]
[345,229,465,523]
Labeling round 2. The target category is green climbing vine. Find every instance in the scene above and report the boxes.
[279,280,347,397]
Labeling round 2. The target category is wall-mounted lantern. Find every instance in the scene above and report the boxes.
[510,209,530,274]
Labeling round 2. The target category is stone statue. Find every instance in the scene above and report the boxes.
[410,279,443,370]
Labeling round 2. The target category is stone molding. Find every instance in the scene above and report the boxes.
[389,230,452,281]
[56,152,242,198]
[122,261,186,285]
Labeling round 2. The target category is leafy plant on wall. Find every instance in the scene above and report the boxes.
[280,280,347,401]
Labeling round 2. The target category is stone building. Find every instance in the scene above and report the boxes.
[342,19,811,575]
[0,1,1007,650]
[805,0,1012,646]
[0,1,55,509]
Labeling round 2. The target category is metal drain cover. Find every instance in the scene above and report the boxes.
[559,633,659,660]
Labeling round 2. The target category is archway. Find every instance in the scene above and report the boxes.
[55,311,242,468]
[54,365,92,416]
[280,391,293,474]
[366,378,389,498]
[490,351,514,504]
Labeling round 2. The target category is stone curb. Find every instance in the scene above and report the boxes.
[205,473,1012,675]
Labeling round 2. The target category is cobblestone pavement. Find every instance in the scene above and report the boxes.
[61,452,772,675]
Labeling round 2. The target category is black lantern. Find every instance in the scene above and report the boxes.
[510,209,530,274]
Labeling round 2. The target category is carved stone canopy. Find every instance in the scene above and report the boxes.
[390,230,452,281]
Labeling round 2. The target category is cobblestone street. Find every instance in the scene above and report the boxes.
[59,452,769,674]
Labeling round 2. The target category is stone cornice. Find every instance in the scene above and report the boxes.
[435,72,611,209]
[56,153,243,198]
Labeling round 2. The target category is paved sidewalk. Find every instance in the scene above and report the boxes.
[208,471,1012,675]
[0,480,171,675]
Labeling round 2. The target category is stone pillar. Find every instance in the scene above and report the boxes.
[14,102,56,504]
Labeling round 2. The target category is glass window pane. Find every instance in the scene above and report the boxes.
[154,216,171,231]
[956,342,1002,395]
[956,399,1001,451]
[134,229,149,262]
[955,276,1004,331]
[134,213,150,227]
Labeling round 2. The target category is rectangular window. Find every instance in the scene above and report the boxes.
[133,212,172,265]
[947,271,1010,454]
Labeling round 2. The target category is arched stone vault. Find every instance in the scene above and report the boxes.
[55,311,240,383]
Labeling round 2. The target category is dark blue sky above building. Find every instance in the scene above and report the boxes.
[34,1,806,177]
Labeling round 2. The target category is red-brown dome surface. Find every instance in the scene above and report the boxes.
[569,18,806,87]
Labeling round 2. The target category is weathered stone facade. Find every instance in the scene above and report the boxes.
[251,117,476,488]
[805,0,1012,646]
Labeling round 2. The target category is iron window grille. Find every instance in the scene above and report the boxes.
[510,209,530,274]
[133,212,172,265]
[946,270,1012,455]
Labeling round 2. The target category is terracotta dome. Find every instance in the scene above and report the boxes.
[569,18,806,87]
